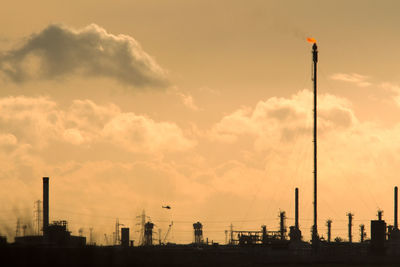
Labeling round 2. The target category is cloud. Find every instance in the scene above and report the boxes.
[381,82,400,107]
[102,112,196,152]
[0,96,63,147]
[330,73,371,87]
[177,92,199,111]
[209,89,356,150]
[0,133,17,146]
[0,24,169,88]
[169,87,200,111]
[0,96,194,153]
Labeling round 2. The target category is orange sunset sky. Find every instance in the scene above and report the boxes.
[1,0,400,244]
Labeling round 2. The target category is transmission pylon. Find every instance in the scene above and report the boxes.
[34,200,42,235]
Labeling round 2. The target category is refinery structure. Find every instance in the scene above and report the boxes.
[2,175,400,265]
[2,42,400,266]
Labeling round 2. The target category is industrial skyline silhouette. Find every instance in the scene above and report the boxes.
[2,1,400,266]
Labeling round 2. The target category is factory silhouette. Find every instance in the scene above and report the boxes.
[1,42,400,266]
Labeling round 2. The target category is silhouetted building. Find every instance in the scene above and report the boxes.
[144,222,154,246]
[371,212,386,255]
[121,228,130,247]
[15,220,85,247]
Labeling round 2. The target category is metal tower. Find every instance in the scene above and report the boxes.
[136,210,146,245]
[34,200,42,235]
[193,222,204,245]
[114,219,124,245]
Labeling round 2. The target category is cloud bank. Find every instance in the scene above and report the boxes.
[209,89,356,149]
[0,24,169,88]
[0,96,194,152]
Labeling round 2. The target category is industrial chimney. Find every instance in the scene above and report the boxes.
[289,188,302,241]
[395,186,398,230]
[311,41,319,245]
[43,177,49,236]
[295,188,299,229]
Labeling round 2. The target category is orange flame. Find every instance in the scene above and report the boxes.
[307,37,316,43]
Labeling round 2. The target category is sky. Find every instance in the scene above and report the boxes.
[1,0,400,244]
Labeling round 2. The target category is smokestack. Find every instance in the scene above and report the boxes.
[360,224,366,242]
[295,188,299,229]
[326,219,332,243]
[395,186,398,229]
[377,209,383,221]
[43,177,49,235]
[347,212,353,243]
[312,42,319,244]
[279,211,286,240]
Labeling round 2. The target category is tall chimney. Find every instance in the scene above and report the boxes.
[347,212,353,243]
[43,177,49,235]
[326,219,332,243]
[279,211,286,240]
[295,188,299,229]
[395,186,398,229]
[312,42,319,245]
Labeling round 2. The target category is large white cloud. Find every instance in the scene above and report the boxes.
[209,89,357,151]
[0,96,195,153]
[0,96,63,147]
[0,24,169,88]
[102,112,195,153]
